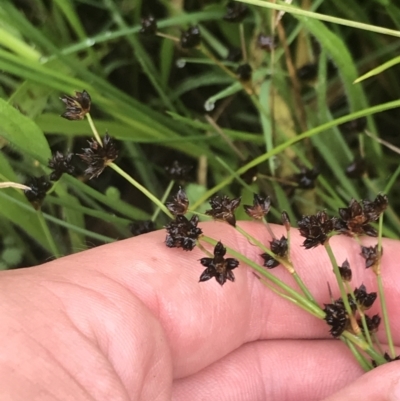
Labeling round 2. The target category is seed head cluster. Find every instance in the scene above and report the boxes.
[199,241,239,286]
[78,133,118,179]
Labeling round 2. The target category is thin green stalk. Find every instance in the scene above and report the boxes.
[37,210,62,258]
[376,214,396,358]
[86,113,103,145]
[190,99,400,211]
[152,180,174,222]
[324,241,354,318]
[341,331,386,365]
[201,235,325,318]
[109,163,173,219]
[235,0,400,39]
[256,275,322,318]
[344,338,373,372]
[236,224,318,304]
[345,281,372,348]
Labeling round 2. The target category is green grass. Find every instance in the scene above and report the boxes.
[0,0,400,266]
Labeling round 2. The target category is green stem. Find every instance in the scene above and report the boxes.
[236,224,318,304]
[37,210,61,258]
[344,281,371,347]
[201,235,325,318]
[109,163,173,219]
[86,113,103,145]
[324,241,354,317]
[151,180,174,222]
[344,337,373,372]
[376,213,395,358]
[341,331,386,365]
[377,277,393,358]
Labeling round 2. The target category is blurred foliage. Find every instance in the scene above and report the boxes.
[1,0,400,267]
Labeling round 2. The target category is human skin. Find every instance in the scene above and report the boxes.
[0,221,399,401]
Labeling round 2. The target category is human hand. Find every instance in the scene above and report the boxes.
[1,221,399,400]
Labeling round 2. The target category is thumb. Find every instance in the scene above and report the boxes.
[323,361,400,401]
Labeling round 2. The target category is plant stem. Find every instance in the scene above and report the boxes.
[201,235,325,318]
[236,224,318,304]
[109,163,173,219]
[151,180,174,222]
[86,113,103,145]
[37,210,61,258]
[376,213,395,358]
[344,337,373,372]
[324,241,354,317]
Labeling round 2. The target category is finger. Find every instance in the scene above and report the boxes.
[47,221,400,377]
[0,266,173,400]
[322,360,400,401]
[172,339,370,401]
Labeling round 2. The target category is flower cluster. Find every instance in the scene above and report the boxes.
[361,245,381,269]
[223,1,249,23]
[166,187,189,216]
[24,176,52,210]
[206,195,241,227]
[180,25,201,49]
[199,241,239,285]
[140,15,157,35]
[130,220,156,237]
[324,282,378,338]
[165,160,192,182]
[298,211,336,249]
[243,194,271,220]
[338,259,352,281]
[78,133,118,179]
[60,90,91,120]
[48,152,75,181]
[323,302,348,338]
[165,215,202,251]
[261,236,288,268]
[292,167,320,189]
[337,195,388,237]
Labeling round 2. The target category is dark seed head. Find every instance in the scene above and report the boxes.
[223,1,249,23]
[60,90,91,120]
[48,152,75,181]
[166,187,189,216]
[226,47,242,62]
[243,193,271,220]
[78,133,118,179]
[199,241,239,286]
[130,220,156,236]
[296,63,318,81]
[165,160,193,182]
[345,158,367,179]
[180,25,201,49]
[360,314,381,333]
[261,236,288,269]
[165,215,202,251]
[361,245,381,269]
[354,284,377,310]
[206,195,241,227]
[323,303,348,338]
[338,259,352,281]
[236,64,252,81]
[297,211,336,249]
[362,194,388,222]
[24,175,52,209]
[257,34,277,52]
[293,167,320,189]
[140,15,157,35]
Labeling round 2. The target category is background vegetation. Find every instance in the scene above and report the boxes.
[1,0,400,268]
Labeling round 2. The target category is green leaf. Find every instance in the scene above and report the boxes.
[0,98,51,161]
